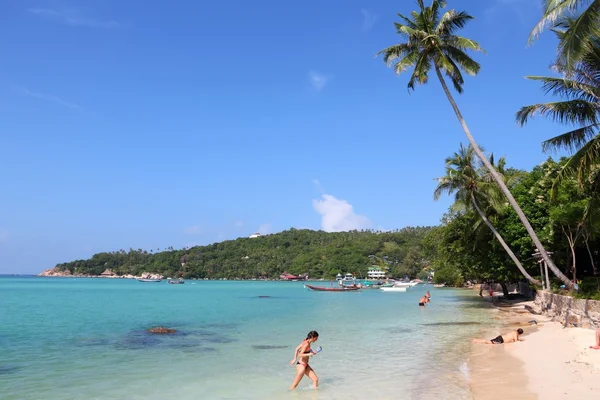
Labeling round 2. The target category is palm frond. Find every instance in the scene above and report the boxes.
[555,1,600,71]
[441,55,465,93]
[563,133,600,183]
[529,0,583,43]
[445,36,485,52]
[525,76,599,102]
[407,52,432,91]
[435,10,473,36]
[376,43,413,66]
[395,12,418,30]
[542,124,600,153]
[394,51,420,74]
[444,46,481,75]
[516,100,600,126]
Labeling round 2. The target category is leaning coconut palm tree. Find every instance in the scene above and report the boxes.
[434,144,541,286]
[529,0,600,72]
[517,24,600,188]
[377,0,574,289]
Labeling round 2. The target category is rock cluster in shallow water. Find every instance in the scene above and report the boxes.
[147,327,177,334]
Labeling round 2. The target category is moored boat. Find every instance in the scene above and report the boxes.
[380,286,407,292]
[168,278,185,284]
[137,278,162,282]
[305,284,360,292]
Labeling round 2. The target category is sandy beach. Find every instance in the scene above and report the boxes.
[469,298,600,400]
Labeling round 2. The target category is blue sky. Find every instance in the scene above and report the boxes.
[1,0,569,273]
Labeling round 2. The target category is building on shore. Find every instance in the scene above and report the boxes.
[367,266,386,280]
[101,269,115,277]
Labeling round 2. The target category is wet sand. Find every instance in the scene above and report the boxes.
[468,297,600,400]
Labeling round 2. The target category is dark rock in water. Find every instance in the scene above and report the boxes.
[257,295,272,298]
[382,327,413,334]
[148,327,177,334]
[0,365,20,375]
[252,345,289,350]
[199,322,238,330]
[204,336,235,344]
[115,331,160,350]
[75,338,112,347]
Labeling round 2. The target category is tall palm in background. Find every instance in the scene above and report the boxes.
[377,0,572,288]
[530,0,600,71]
[434,144,541,286]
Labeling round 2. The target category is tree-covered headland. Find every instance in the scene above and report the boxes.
[53,228,433,281]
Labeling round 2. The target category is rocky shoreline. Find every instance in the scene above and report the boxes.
[38,267,162,280]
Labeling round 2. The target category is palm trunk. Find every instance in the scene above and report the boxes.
[434,65,574,290]
[584,232,597,275]
[563,225,578,282]
[471,192,541,286]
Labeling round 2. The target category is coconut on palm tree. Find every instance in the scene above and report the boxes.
[377,0,574,289]
[529,0,600,72]
[434,144,541,286]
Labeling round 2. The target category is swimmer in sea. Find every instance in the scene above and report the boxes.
[418,295,429,306]
[289,330,319,389]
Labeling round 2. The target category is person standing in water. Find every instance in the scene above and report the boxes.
[289,331,319,389]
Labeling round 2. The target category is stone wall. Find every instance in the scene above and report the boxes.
[535,291,600,329]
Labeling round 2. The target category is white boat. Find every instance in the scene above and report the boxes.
[391,282,412,288]
[137,278,162,282]
[342,273,355,282]
[380,286,407,292]
[433,283,446,288]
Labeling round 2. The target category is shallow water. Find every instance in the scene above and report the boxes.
[0,277,492,399]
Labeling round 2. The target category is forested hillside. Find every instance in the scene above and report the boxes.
[53,227,433,279]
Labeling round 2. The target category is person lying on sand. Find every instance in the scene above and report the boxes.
[590,329,600,350]
[472,329,524,344]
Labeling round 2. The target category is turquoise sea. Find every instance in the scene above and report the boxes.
[0,277,493,400]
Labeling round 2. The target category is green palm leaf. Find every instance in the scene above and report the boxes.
[516,100,600,126]
[555,1,600,71]
[542,124,600,152]
[526,76,599,102]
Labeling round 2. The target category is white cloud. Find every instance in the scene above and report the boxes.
[0,230,8,242]
[361,9,377,31]
[257,223,271,234]
[184,225,202,235]
[308,70,330,91]
[27,8,125,29]
[312,194,371,232]
[20,87,80,109]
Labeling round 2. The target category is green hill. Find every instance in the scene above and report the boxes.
[53,227,433,279]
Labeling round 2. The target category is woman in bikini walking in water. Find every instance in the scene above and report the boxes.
[289,331,319,389]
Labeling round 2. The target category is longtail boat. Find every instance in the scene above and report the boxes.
[304,284,360,292]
